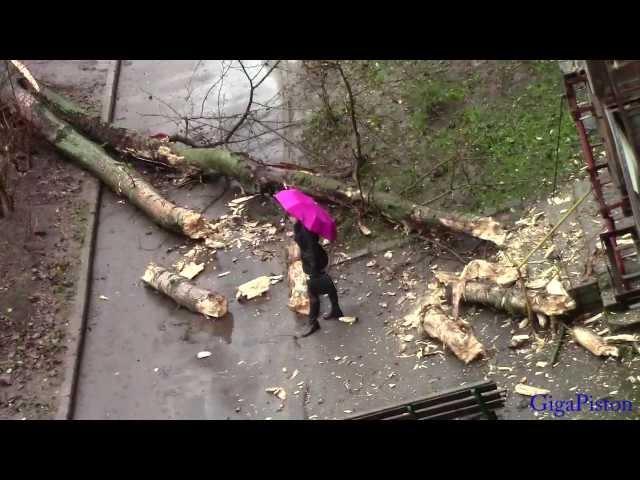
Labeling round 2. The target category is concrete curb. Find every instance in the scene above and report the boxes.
[55,60,121,420]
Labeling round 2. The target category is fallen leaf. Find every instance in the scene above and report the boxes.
[197,351,212,359]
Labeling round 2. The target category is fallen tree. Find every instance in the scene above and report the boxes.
[0,70,212,239]
[142,262,228,318]
[435,260,577,318]
[443,280,576,317]
[25,80,507,246]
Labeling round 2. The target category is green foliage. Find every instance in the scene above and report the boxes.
[401,75,467,133]
[299,60,582,217]
[434,61,581,211]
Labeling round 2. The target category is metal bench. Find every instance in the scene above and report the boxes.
[346,380,506,420]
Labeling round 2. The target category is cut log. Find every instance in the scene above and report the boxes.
[286,243,310,315]
[0,73,211,239]
[31,82,507,246]
[572,326,619,357]
[141,262,227,318]
[450,259,519,319]
[441,278,576,317]
[404,284,484,364]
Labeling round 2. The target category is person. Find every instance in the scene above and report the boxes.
[291,216,344,337]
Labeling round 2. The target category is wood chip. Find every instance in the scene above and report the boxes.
[236,276,272,300]
[604,334,640,343]
[338,316,358,325]
[358,221,372,236]
[515,384,550,396]
[179,262,205,280]
[265,387,287,400]
[509,334,530,349]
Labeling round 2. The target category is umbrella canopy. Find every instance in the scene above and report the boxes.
[274,188,337,242]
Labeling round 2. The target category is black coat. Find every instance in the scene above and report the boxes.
[294,222,328,276]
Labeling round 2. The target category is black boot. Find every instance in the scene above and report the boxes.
[299,318,320,337]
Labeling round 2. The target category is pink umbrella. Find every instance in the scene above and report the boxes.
[274,188,337,242]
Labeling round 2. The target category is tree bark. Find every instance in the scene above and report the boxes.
[141,262,228,318]
[285,242,310,315]
[0,77,211,239]
[33,83,507,246]
[444,280,576,317]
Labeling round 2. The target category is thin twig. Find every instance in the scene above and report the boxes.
[552,94,565,196]
[335,61,367,212]
[399,157,454,195]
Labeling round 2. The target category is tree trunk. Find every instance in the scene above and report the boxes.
[0,77,211,239]
[141,262,228,318]
[33,83,507,246]
[444,280,576,317]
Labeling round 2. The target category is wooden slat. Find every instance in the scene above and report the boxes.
[389,391,504,420]
[348,380,498,420]
[421,398,505,420]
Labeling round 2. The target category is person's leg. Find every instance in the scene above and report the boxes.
[317,273,344,320]
[299,278,321,337]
